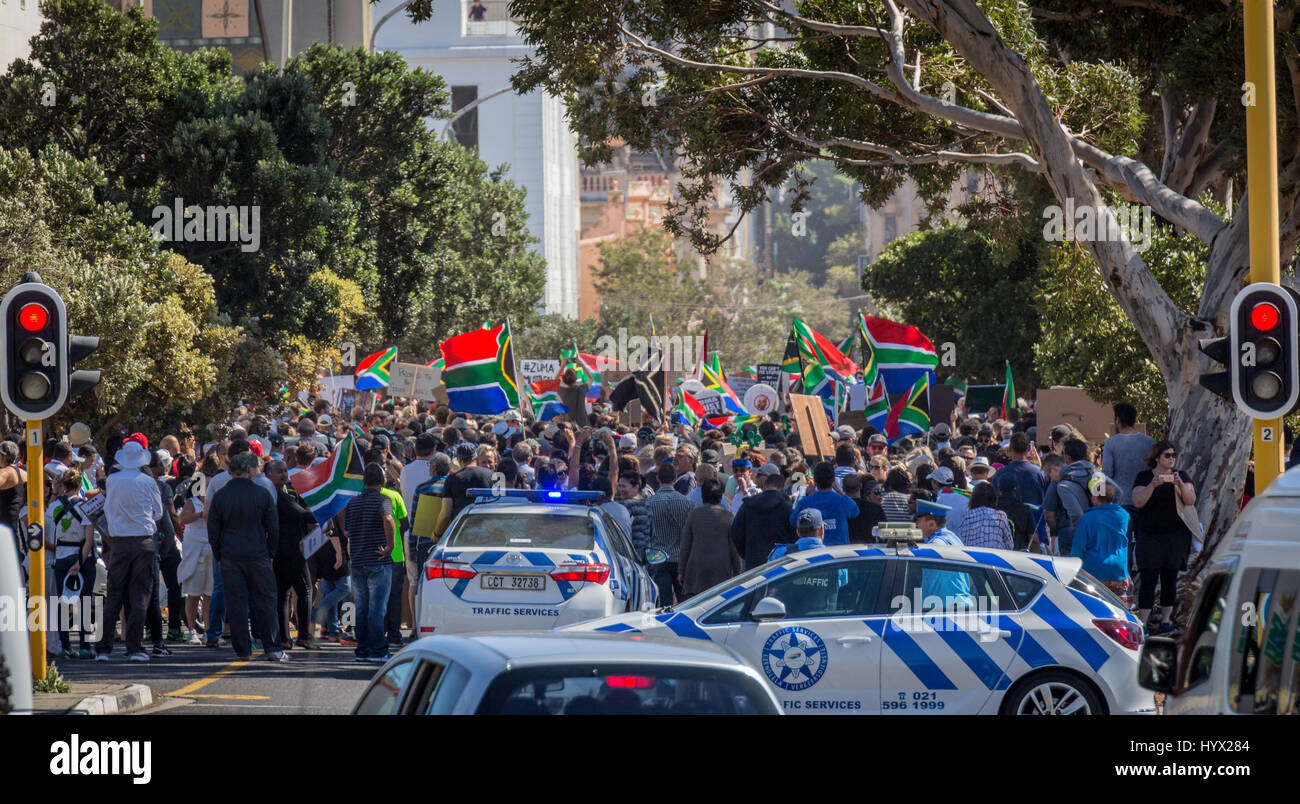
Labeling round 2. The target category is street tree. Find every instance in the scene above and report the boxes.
[505,0,1292,550]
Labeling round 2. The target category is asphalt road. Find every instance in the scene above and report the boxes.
[54,640,377,714]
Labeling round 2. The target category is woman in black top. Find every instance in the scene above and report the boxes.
[0,441,26,563]
[1131,440,1196,632]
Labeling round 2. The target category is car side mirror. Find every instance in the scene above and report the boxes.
[1137,636,1178,694]
[751,596,786,622]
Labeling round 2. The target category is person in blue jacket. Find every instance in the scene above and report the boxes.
[789,461,860,545]
[1070,474,1134,609]
[767,508,827,561]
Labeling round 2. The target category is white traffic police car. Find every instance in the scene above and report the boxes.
[564,537,1155,715]
[352,632,781,715]
[415,489,657,636]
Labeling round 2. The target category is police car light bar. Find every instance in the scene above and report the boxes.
[873,523,925,545]
[466,488,605,504]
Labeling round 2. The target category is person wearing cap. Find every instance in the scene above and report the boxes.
[727,458,759,515]
[930,423,951,452]
[788,461,860,547]
[95,440,166,662]
[766,507,827,561]
[866,432,888,454]
[968,455,994,483]
[928,465,969,531]
[1070,474,1134,607]
[618,432,638,455]
[912,492,960,546]
[833,424,856,447]
[911,492,972,603]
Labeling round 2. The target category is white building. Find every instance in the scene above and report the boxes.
[372,0,580,318]
[0,0,41,69]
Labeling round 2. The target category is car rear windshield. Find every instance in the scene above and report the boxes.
[476,663,773,715]
[1069,569,1130,613]
[446,512,595,551]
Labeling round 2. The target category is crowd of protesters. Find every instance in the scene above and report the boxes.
[15,392,1229,664]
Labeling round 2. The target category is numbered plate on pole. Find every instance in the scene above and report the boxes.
[1262,426,1275,442]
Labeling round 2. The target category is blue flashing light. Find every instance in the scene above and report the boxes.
[547,491,562,498]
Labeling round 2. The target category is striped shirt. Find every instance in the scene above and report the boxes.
[645,487,695,562]
[882,491,912,523]
[955,506,1014,550]
[344,488,393,568]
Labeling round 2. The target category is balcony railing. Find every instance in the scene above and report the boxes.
[464,0,518,36]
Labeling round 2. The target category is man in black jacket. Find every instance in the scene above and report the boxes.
[729,463,796,569]
[209,452,287,662]
[995,473,1041,553]
[266,460,319,650]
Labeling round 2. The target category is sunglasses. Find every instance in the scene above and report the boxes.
[1162,451,1176,459]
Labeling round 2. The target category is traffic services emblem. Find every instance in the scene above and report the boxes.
[762,626,828,691]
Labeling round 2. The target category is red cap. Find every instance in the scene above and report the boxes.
[125,433,149,449]
[248,440,264,458]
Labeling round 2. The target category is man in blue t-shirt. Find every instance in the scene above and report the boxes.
[789,461,861,546]
[993,433,1049,549]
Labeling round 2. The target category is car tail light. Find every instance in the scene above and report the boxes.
[1093,618,1144,650]
[426,559,476,580]
[550,563,611,584]
[419,626,436,633]
[604,675,655,689]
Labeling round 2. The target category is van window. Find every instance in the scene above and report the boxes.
[1228,569,1300,713]
[1184,573,1230,690]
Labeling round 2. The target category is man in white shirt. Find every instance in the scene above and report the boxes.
[94,441,163,662]
[399,433,437,514]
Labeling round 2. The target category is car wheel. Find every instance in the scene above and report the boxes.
[1004,671,1104,715]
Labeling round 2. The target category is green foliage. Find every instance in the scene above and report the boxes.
[865,225,1041,385]
[517,314,603,365]
[1034,222,1209,430]
[33,664,71,694]
[771,160,866,284]
[0,0,545,424]
[592,227,718,337]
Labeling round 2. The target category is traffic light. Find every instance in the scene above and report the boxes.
[0,273,99,420]
[1232,283,1300,417]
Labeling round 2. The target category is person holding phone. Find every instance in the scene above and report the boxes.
[1131,440,1196,632]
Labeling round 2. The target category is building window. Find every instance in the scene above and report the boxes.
[884,212,897,244]
[450,86,478,150]
[465,0,517,36]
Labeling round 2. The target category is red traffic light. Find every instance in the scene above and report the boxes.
[17,303,48,331]
[1251,302,1280,331]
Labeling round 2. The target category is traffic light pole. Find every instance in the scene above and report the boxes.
[1244,1,1285,492]
[27,420,45,681]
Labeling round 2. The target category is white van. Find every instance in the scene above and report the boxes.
[0,524,33,714]
[1138,463,1300,714]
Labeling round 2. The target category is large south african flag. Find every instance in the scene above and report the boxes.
[440,321,520,414]
[355,346,397,390]
[884,374,931,444]
[859,314,938,395]
[290,431,365,525]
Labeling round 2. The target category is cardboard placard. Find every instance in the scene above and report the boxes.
[698,393,725,416]
[727,376,756,399]
[520,359,560,385]
[789,393,835,460]
[412,364,443,402]
[301,526,326,559]
[929,383,956,429]
[389,362,420,396]
[757,363,783,388]
[1034,386,1141,444]
[411,488,446,541]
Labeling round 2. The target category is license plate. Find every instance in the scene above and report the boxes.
[481,574,546,591]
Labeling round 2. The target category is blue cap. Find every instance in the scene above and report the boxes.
[913,499,952,519]
[732,458,752,469]
[796,508,824,529]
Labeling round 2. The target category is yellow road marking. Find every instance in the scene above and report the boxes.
[165,660,249,697]
[186,694,271,700]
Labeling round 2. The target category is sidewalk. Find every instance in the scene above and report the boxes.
[32,682,154,715]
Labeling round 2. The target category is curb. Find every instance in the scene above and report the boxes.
[68,684,153,715]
